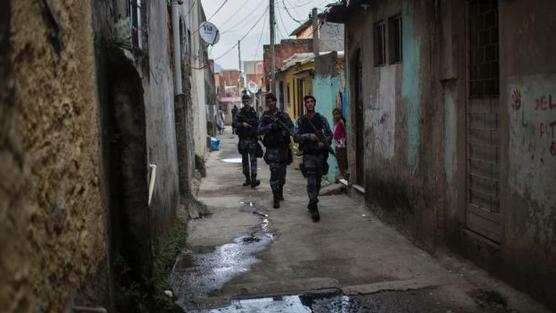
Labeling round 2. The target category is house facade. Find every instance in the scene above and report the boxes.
[328,0,556,309]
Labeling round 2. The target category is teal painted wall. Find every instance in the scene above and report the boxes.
[314,74,340,183]
[401,0,422,172]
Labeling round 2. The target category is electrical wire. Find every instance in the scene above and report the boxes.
[252,15,267,59]
[282,0,303,23]
[207,0,229,21]
[276,3,291,37]
[218,0,250,28]
[213,5,269,60]
[220,3,268,34]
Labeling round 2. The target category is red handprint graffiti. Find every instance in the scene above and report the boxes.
[511,89,522,111]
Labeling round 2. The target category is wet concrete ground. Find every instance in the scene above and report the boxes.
[171,129,551,313]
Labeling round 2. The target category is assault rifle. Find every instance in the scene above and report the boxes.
[306,116,336,158]
[263,114,294,137]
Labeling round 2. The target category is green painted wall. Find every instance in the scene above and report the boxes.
[314,74,341,182]
[401,0,422,172]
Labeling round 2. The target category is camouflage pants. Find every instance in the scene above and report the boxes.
[302,153,328,204]
[241,150,257,178]
[269,162,287,196]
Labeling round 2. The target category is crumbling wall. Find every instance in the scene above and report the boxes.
[1,1,107,312]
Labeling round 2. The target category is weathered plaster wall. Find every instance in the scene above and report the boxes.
[145,0,180,231]
[314,52,341,181]
[1,1,107,311]
[191,3,209,160]
[401,0,422,172]
[496,0,556,307]
[345,0,441,250]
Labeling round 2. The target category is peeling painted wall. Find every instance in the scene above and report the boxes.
[370,66,397,160]
[401,0,422,172]
[342,0,556,309]
[314,52,343,181]
[497,1,556,307]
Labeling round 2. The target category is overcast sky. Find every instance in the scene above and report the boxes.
[201,0,334,70]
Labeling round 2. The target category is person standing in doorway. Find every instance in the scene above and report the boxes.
[259,93,294,209]
[233,94,260,188]
[294,95,332,222]
[332,108,348,181]
[231,105,239,134]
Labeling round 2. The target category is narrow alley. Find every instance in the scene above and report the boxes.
[2,0,556,312]
[169,129,549,313]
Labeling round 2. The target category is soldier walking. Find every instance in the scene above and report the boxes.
[258,93,294,209]
[294,95,332,222]
[233,94,260,188]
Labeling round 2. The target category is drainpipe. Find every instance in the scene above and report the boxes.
[171,0,183,95]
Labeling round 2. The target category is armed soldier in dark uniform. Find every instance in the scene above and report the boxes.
[294,95,333,222]
[258,93,294,209]
[232,93,261,188]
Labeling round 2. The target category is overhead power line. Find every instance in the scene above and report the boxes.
[207,0,229,21]
[282,0,303,23]
[253,14,267,59]
[218,0,250,28]
[276,3,290,37]
[213,6,270,60]
[221,3,267,34]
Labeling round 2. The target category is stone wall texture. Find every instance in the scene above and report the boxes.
[1,1,106,312]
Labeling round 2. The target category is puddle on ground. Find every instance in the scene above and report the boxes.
[170,202,278,310]
[188,289,485,313]
[187,290,413,313]
[221,158,242,163]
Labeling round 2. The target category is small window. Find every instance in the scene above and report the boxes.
[373,20,386,66]
[389,15,402,64]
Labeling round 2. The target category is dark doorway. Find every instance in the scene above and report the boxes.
[103,51,152,310]
[353,49,365,186]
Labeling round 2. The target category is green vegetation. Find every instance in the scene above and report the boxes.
[152,217,188,312]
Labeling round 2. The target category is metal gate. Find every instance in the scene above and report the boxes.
[466,0,502,242]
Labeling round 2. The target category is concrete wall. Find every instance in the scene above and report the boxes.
[488,0,556,306]
[1,1,107,311]
[145,0,181,231]
[319,21,344,53]
[191,3,209,160]
[341,0,556,309]
[345,0,442,250]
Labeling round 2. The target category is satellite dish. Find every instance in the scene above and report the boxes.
[247,81,259,94]
[199,21,220,45]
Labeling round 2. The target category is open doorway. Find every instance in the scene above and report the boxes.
[353,49,365,187]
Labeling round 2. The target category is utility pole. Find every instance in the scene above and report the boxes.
[269,0,276,93]
[312,7,319,57]
[238,40,243,91]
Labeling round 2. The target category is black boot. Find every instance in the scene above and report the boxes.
[273,195,280,209]
[308,202,320,222]
[278,186,284,201]
[251,175,260,188]
[242,175,251,186]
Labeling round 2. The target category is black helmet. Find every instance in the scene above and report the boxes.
[242,93,251,100]
[265,93,277,101]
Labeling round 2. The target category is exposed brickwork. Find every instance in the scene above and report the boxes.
[263,39,313,85]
